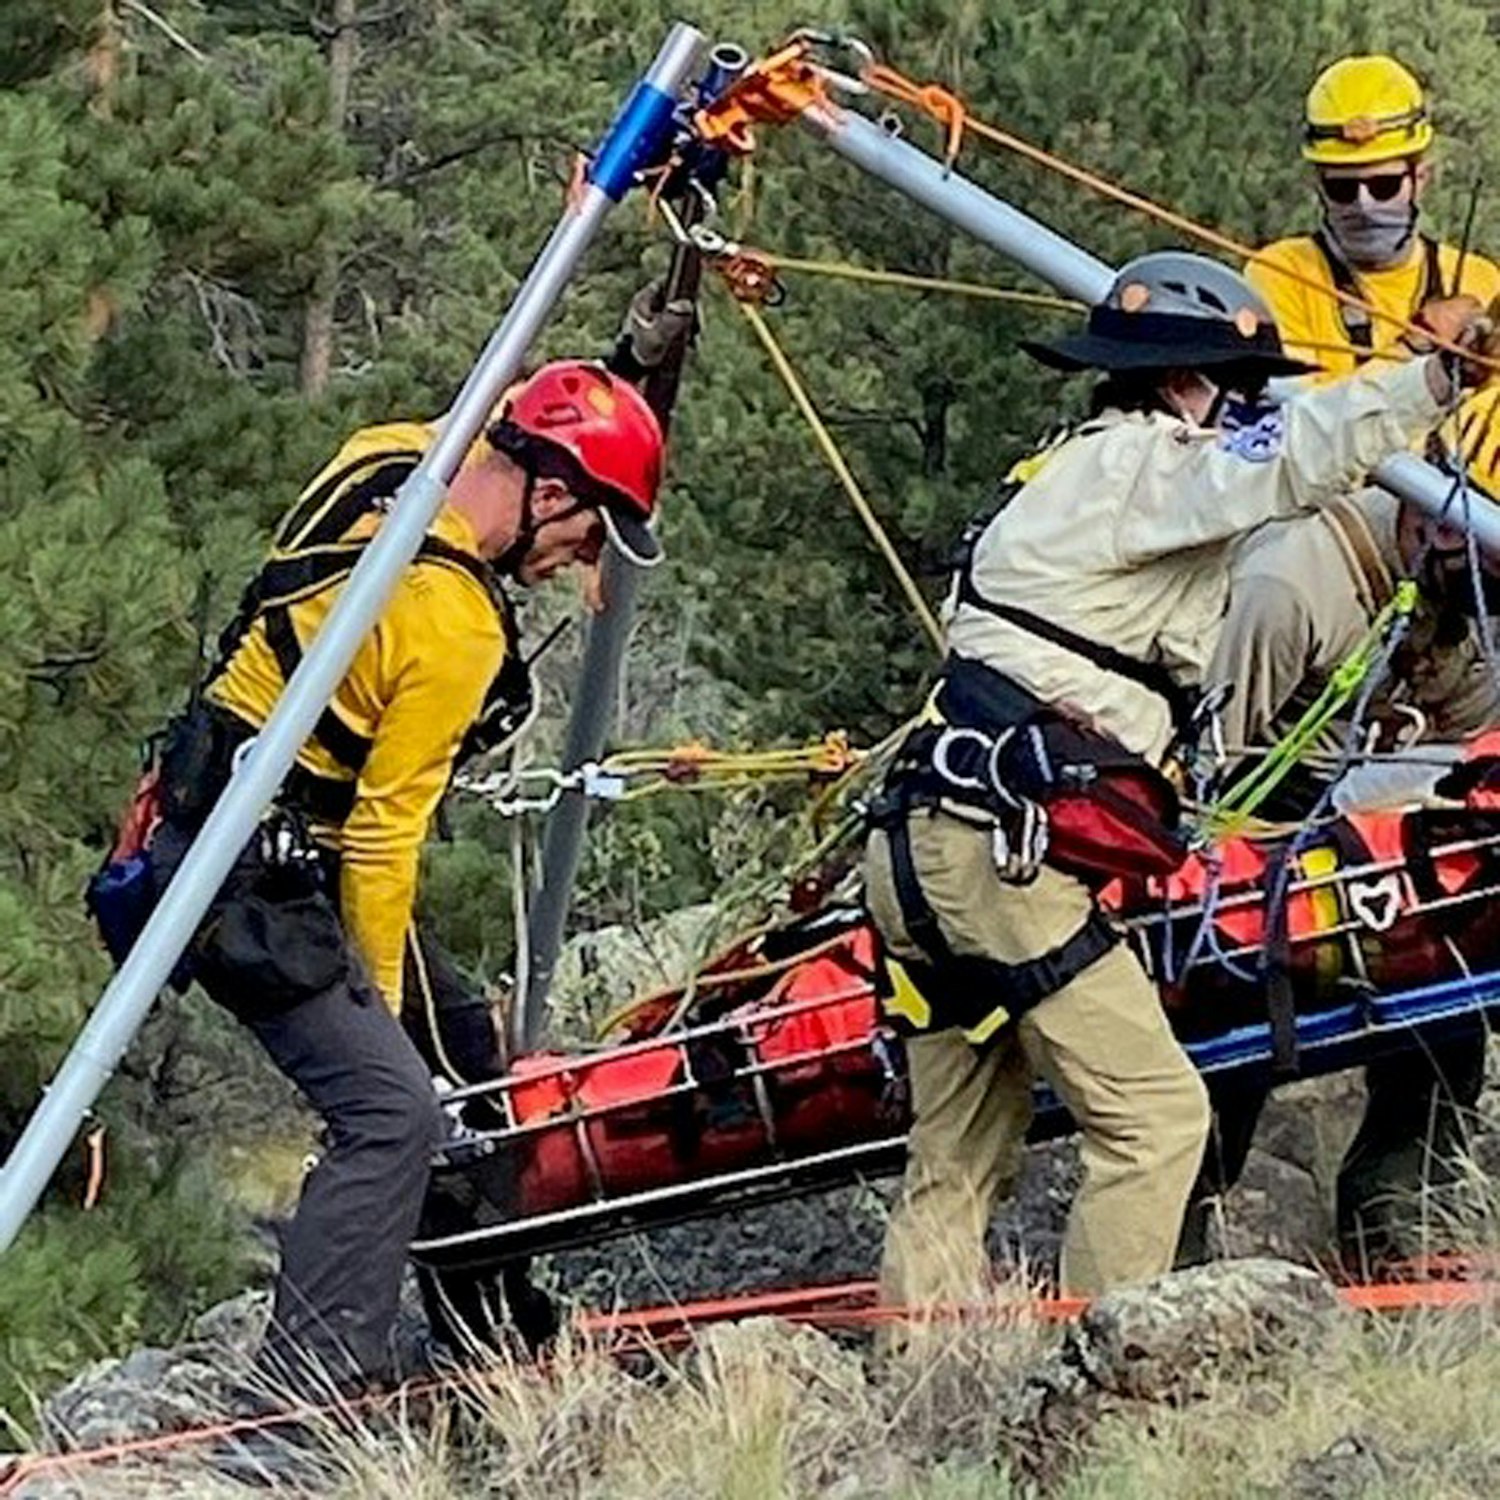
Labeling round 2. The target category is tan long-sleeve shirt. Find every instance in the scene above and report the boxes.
[1212,488,1500,759]
[946,358,1445,764]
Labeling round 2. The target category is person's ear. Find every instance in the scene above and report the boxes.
[1412,158,1433,200]
[529,476,575,519]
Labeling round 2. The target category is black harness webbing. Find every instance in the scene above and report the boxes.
[1261,844,1301,1080]
[956,566,1196,739]
[208,446,530,821]
[1312,231,1442,362]
[883,808,1120,1041]
[256,532,507,779]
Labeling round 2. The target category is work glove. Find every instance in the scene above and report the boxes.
[619,276,698,371]
[1405,294,1500,387]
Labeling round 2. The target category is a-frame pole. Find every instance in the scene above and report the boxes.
[802,102,1500,551]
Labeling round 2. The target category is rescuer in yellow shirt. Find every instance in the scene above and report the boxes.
[1247,55,1500,379]
[1188,57,1500,1274]
[146,352,673,1402]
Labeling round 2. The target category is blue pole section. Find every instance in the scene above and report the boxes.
[0,21,705,1255]
[804,103,1500,552]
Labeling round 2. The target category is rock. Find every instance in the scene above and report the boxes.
[690,1317,867,1403]
[1282,1433,1394,1499]
[1070,1257,1339,1402]
[995,1258,1342,1479]
[39,1341,238,1451]
[1215,1148,1329,1263]
[37,1294,274,1452]
[189,1289,270,1355]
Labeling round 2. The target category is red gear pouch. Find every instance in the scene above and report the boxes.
[998,715,1188,882]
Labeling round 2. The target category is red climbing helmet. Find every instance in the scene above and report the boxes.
[492,360,665,566]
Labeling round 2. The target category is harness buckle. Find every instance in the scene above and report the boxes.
[930,726,995,795]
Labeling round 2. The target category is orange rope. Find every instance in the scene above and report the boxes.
[861,60,1500,378]
[574,1274,1499,1348]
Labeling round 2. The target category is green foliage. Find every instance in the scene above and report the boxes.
[0,1154,252,1441]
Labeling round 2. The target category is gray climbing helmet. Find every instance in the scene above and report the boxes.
[1023,250,1314,379]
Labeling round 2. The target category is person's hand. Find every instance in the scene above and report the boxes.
[620,277,697,369]
[1408,294,1500,389]
[1404,293,1483,354]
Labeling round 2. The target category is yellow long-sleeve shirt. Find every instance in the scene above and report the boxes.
[1246,233,1500,381]
[209,423,506,1011]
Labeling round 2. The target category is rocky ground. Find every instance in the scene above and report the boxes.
[6,915,1497,1495]
[7,1255,1497,1498]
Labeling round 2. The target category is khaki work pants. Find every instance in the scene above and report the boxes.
[866,809,1210,1303]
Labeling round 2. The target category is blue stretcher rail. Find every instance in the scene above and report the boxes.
[1185,968,1500,1075]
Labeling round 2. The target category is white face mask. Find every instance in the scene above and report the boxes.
[1323,198,1418,270]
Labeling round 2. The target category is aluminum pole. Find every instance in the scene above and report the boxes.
[803,103,1500,552]
[520,550,641,1049]
[519,53,742,1050]
[0,21,704,1255]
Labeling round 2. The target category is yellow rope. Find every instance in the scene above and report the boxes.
[734,297,945,650]
[769,255,1083,311]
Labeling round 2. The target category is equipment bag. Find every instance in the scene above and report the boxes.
[912,656,1190,884]
[85,760,190,983]
[996,713,1188,882]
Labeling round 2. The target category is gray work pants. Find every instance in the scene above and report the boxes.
[246,983,445,1394]
[153,820,446,1395]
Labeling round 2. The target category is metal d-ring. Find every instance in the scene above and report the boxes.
[930,726,993,794]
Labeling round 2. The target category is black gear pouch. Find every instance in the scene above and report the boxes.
[159,810,354,1025]
[195,886,350,1023]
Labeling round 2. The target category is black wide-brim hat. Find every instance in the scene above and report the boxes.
[1022,307,1317,378]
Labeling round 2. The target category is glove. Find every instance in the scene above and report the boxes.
[619,277,698,371]
[1404,294,1483,353]
[1406,294,1500,388]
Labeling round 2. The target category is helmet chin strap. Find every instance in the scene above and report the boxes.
[491,469,590,578]
[491,468,538,577]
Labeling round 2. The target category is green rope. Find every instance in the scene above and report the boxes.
[1205,581,1420,836]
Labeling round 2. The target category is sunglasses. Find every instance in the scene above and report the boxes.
[1320,171,1411,206]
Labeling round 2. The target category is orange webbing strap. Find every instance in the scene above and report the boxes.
[860,60,1500,379]
[573,1274,1499,1349]
[862,64,969,170]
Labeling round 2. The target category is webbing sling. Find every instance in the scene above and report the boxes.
[1312,232,1443,362]
[883,808,1119,1045]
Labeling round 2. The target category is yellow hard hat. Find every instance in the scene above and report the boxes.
[1303,55,1433,167]
[1439,390,1500,501]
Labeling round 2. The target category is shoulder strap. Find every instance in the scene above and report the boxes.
[1312,230,1374,358]
[1319,498,1396,616]
[956,567,1196,736]
[210,446,507,778]
[276,451,421,550]
[1420,234,1443,303]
